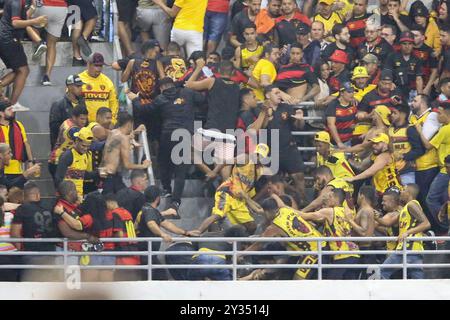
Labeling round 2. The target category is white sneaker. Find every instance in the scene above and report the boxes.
[11,103,30,112]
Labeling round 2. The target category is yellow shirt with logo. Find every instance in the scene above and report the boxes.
[49,119,77,165]
[323,207,359,260]
[252,59,277,101]
[173,0,208,32]
[317,150,355,179]
[396,200,424,251]
[241,45,264,71]
[409,111,439,171]
[64,148,93,197]
[2,121,27,175]
[430,122,450,174]
[79,70,118,124]
[371,154,402,193]
[389,125,412,173]
[313,13,343,35]
[272,207,324,252]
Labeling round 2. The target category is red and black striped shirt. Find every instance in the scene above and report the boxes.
[275,63,318,90]
[346,14,370,49]
[325,100,357,143]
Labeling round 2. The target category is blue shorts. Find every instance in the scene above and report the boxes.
[204,11,228,42]
[87,255,116,266]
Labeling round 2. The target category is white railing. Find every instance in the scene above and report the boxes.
[0,236,448,281]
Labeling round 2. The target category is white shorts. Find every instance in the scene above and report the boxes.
[34,5,68,38]
[170,28,203,58]
[193,128,236,163]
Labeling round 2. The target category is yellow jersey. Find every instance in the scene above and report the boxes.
[371,153,402,194]
[313,13,343,34]
[240,45,264,71]
[323,207,359,260]
[389,125,412,173]
[386,222,399,251]
[49,119,78,165]
[424,17,441,54]
[79,70,119,124]
[218,162,263,198]
[396,200,424,251]
[63,148,93,197]
[252,58,277,101]
[327,178,356,217]
[430,122,450,174]
[1,121,27,174]
[409,110,439,171]
[272,207,324,252]
[317,150,355,179]
[173,0,208,32]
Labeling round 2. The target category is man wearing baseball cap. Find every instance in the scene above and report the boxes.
[55,127,97,197]
[345,132,401,194]
[79,52,119,124]
[384,31,424,97]
[195,143,271,235]
[351,66,376,102]
[295,23,321,67]
[314,131,355,180]
[314,0,343,36]
[325,81,357,148]
[49,74,86,149]
[343,105,392,155]
[361,54,381,85]
[328,50,351,94]
[358,69,405,137]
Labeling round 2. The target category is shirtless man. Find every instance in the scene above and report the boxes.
[343,185,377,279]
[101,112,151,194]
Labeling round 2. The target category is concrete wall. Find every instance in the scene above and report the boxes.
[2,280,450,300]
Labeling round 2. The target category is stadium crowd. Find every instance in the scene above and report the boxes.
[0,0,449,281]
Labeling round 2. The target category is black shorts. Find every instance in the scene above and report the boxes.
[117,0,137,22]
[278,145,305,174]
[68,0,97,22]
[102,173,127,194]
[0,39,28,70]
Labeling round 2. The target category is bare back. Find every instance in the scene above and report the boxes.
[102,129,127,174]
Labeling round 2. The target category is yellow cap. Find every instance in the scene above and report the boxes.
[314,131,331,144]
[319,0,334,5]
[374,105,391,126]
[352,66,369,79]
[255,143,270,158]
[74,127,94,142]
[369,133,390,144]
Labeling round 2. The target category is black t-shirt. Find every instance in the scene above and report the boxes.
[236,107,261,130]
[321,43,355,69]
[412,44,438,80]
[267,103,297,151]
[231,9,252,44]
[380,13,412,36]
[12,201,57,252]
[115,187,146,221]
[327,69,351,94]
[137,203,165,251]
[0,0,26,42]
[356,38,393,64]
[359,87,405,113]
[206,78,240,133]
[384,52,424,93]
[275,63,318,91]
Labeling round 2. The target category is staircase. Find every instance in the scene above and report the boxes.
[14,42,116,198]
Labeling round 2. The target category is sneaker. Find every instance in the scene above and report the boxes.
[161,189,172,198]
[91,31,105,42]
[32,41,47,61]
[10,103,30,112]
[77,36,92,61]
[72,57,86,67]
[424,230,438,250]
[42,75,52,86]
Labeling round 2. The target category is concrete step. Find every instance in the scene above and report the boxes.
[22,41,114,68]
[25,65,118,87]
[26,133,51,160]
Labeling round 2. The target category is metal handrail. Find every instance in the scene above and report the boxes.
[0,236,447,280]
